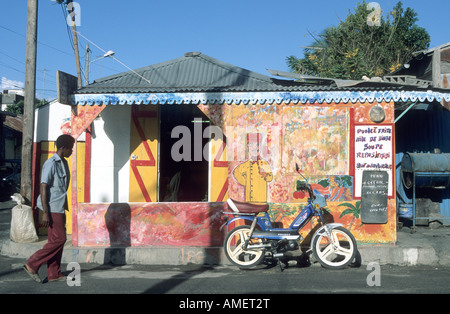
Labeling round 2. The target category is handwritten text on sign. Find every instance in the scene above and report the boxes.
[361,171,388,224]
[354,125,393,197]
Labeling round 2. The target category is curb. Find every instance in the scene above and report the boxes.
[2,238,449,267]
[1,239,228,266]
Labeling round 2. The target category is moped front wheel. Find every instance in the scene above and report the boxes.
[224,225,265,269]
[312,226,357,270]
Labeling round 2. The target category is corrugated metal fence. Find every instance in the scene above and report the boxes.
[396,108,450,224]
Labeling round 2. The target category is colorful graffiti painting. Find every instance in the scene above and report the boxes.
[232,133,273,203]
[77,202,226,247]
[73,101,397,247]
[282,106,349,177]
[223,103,350,204]
[197,101,396,244]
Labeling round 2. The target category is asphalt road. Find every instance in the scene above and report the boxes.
[1,199,450,305]
[1,253,449,295]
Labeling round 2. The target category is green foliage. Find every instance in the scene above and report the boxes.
[338,201,361,219]
[286,1,430,80]
[5,98,47,115]
[317,178,330,188]
[335,175,352,188]
[296,179,308,191]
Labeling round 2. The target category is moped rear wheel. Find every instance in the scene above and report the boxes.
[224,225,265,269]
[312,226,357,270]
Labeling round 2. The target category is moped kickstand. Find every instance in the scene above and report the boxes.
[277,259,284,272]
[273,253,285,272]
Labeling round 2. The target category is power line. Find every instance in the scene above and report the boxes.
[0,50,24,65]
[0,50,57,86]
[76,31,152,85]
[59,2,75,52]
[0,24,73,57]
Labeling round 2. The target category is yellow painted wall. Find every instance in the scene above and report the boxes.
[209,137,228,202]
[129,106,159,202]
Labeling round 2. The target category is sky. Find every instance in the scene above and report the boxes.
[0,0,449,100]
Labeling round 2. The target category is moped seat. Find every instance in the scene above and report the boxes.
[227,198,269,214]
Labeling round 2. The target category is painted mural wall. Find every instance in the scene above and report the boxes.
[77,202,225,247]
[199,100,396,244]
[72,100,396,247]
[34,100,85,142]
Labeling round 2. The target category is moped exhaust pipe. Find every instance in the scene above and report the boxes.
[246,244,272,250]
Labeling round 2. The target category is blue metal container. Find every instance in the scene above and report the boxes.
[401,153,450,189]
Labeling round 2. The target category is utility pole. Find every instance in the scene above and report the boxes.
[86,43,90,84]
[67,0,82,88]
[21,0,38,203]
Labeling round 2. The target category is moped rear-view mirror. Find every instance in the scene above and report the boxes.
[295,163,308,182]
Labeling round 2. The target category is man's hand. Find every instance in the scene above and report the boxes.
[41,211,50,228]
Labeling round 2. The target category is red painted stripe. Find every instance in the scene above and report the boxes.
[130,107,157,201]
[132,114,156,164]
[349,107,356,199]
[216,178,229,202]
[213,140,228,168]
[84,125,91,203]
[349,107,355,177]
[130,163,151,202]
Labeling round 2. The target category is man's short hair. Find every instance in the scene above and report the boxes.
[56,134,75,149]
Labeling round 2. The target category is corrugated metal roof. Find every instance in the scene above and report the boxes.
[76,52,425,95]
[0,112,22,133]
[77,52,287,94]
[73,52,450,106]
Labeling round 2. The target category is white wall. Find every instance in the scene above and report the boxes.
[90,105,131,203]
[34,100,85,142]
[34,101,130,202]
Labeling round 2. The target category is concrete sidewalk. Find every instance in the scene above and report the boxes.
[1,200,450,267]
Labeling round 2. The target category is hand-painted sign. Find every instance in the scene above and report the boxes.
[354,124,393,198]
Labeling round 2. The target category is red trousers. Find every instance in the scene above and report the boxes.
[26,213,66,280]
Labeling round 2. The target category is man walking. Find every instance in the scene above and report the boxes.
[23,134,75,283]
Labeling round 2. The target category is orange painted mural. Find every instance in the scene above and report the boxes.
[199,101,396,244]
[74,100,396,247]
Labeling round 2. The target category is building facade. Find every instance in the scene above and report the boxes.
[36,52,450,247]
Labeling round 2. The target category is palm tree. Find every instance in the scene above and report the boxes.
[338,201,361,231]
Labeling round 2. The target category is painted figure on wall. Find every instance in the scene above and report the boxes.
[233,133,273,203]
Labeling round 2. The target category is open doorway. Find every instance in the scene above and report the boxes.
[159,105,210,202]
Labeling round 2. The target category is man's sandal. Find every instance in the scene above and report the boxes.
[48,276,66,282]
[23,265,41,283]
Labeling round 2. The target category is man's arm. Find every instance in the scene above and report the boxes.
[40,183,50,228]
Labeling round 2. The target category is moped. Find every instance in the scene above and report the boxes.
[222,166,357,270]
